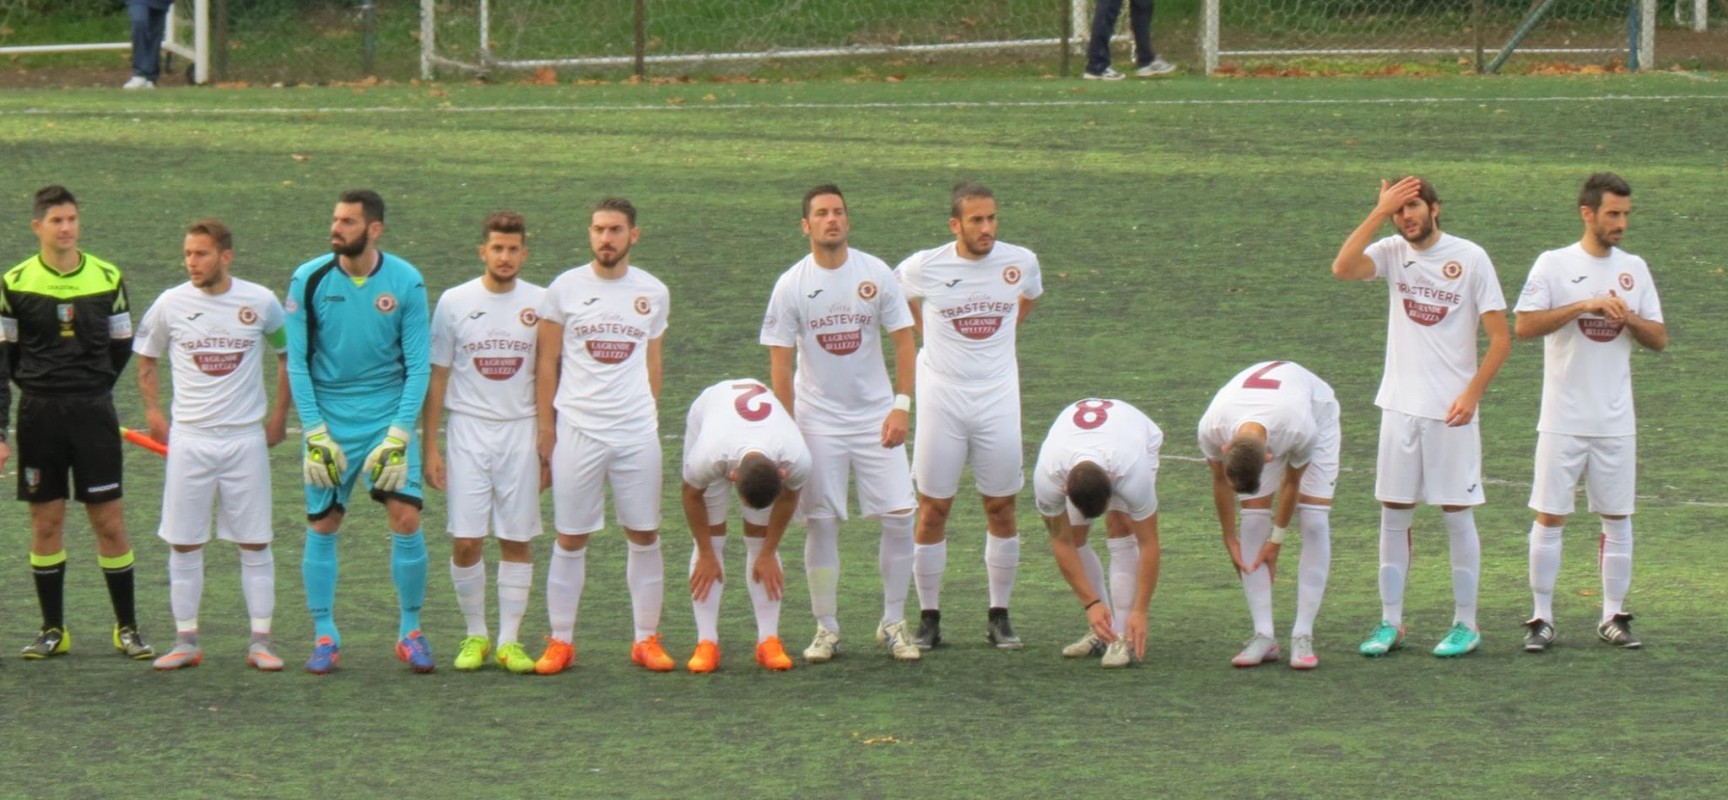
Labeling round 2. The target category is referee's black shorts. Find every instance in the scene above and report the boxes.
[16,393,123,505]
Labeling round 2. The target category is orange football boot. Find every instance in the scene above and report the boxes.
[631,634,675,672]
[687,640,721,673]
[534,636,575,675]
[755,636,794,671]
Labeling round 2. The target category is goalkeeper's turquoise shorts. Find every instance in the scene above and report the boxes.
[304,411,423,520]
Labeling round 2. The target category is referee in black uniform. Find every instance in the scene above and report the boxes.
[0,185,152,659]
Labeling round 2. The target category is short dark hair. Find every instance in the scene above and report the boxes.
[1066,461,1114,520]
[186,218,233,252]
[802,184,845,218]
[1579,172,1632,211]
[339,189,386,224]
[950,181,994,219]
[32,185,77,220]
[483,210,526,239]
[594,197,637,227]
[736,454,783,510]
[1224,436,1267,496]
[1413,177,1439,207]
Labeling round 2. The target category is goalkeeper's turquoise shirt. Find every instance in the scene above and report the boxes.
[284,250,430,434]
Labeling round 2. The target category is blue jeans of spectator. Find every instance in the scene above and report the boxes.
[129,2,169,81]
[1086,0,1156,74]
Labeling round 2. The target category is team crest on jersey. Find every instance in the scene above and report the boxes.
[518,308,538,327]
[857,281,878,301]
[237,306,258,326]
[1441,261,1463,280]
[375,293,397,313]
[1002,266,1022,286]
[633,296,651,315]
[1618,272,1634,291]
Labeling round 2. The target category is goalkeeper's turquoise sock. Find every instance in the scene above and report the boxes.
[302,529,340,646]
[392,530,429,638]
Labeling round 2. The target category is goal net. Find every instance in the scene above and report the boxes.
[1202,0,1659,74]
[421,0,1087,78]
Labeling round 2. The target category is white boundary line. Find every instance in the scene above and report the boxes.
[3,92,1726,117]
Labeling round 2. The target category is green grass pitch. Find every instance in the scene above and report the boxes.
[0,74,1724,798]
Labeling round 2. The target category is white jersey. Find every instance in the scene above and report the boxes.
[895,241,1043,383]
[537,263,669,446]
[1197,361,1334,467]
[1362,233,1506,420]
[1515,243,1662,437]
[681,378,811,493]
[133,278,286,431]
[1033,399,1162,518]
[430,277,544,422]
[759,248,913,435]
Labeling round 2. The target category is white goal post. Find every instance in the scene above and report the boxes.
[1201,0,1658,74]
[0,0,210,84]
[421,0,1098,79]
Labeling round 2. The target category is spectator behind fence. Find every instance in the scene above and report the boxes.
[125,0,172,89]
[1083,0,1175,80]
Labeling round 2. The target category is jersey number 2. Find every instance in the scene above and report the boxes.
[733,383,772,421]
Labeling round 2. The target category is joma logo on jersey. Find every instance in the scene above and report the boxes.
[1618,272,1635,291]
[237,306,258,326]
[1441,261,1463,280]
[633,296,651,315]
[1002,266,1022,285]
[857,281,878,301]
[518,308,538,327]
[375,293,397,313]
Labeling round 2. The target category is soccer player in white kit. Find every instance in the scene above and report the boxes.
[423,211,545,673]
[134,219,290,671]
[1034,399,1163,669]
[1333,176,1510,659]
[533,198,674,675]
[894,182,1043,652]
[1513,173,1666,652]
[680,378,811,673]
[1197,361,1341,670]
[760,184,921,664]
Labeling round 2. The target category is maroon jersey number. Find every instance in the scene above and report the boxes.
[733,382,773,422]
[1242,361,1286,390]
[1072,399,1114,430]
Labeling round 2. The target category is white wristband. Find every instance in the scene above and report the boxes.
[893,394,912,413]
[1269,526,1288,544]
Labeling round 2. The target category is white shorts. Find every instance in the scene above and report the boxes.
[445,414,544,541]
[1034,457,1160,525]
[157,426,272,546]
[1245,397,1341,503]
[552,424,663,535]
[912,368,1023,499]
[799,429,916,521]
[1374,408,1485,507]
[1529,432,1635,517]
[703,481,771,528]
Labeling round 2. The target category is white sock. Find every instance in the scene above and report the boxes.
[1106,536,1139,637]
[1078,542,1107,610]
[805,516,841,633]
[546,544,586,642]
[168,548,205,635]
[496,559,532,645]
[450,557,488,637]
[690,536,726,643]
[1444,509,1481,630]
[984,533,1020,609]
[238,546,274,635]
[1529,522,1564,622]
[1378,506,1415,627]
[878,512,914,625]
[744,536,781,642]
[913,539,947,611]
[1239,508,1275,638]
[1293,505,1331,638]
[1600,517,1634,620]
[626,540,664,641]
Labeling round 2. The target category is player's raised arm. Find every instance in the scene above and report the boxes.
[1333,177,1422,280]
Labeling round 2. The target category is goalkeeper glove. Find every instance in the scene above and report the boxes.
[303,424,347,489]
[363,425,412,493]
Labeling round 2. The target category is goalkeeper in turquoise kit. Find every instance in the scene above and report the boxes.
[285,189,434,674]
